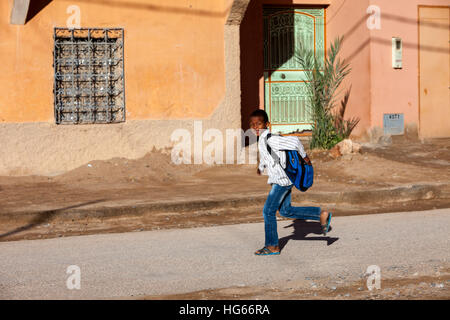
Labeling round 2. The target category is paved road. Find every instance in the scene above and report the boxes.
[0,208,449,299]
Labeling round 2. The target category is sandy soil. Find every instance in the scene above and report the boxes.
[1,137,448,208]
[143,264,450,300]
[0,137,449,241]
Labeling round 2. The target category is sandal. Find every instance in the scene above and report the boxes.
[254,247,280,256]
[321,212,332,236]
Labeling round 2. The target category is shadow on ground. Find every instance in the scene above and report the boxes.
[0,199,106,240]
[279,220,339,252]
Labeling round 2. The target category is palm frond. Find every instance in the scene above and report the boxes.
[295,36,360,149]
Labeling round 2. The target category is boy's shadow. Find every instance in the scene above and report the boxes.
[279,219,339,252]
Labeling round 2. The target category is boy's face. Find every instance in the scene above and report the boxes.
[249,116,269,137]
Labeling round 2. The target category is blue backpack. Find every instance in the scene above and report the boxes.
[265,134,314,192]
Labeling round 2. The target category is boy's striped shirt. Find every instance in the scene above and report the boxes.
[258,129,307,186]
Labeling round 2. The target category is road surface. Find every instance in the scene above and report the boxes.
[0,208,449,299]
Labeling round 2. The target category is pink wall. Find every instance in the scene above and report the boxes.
[325,0,372,138]
[368,0,449,132]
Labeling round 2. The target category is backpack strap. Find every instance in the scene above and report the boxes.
[265,133,310,166]
[264,133,281,168]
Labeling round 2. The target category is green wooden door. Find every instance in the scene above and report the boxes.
[263,8,325,134]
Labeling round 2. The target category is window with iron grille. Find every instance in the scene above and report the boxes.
[53,28,125,124]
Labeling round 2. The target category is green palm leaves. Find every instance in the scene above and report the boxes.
[296,37,360,149]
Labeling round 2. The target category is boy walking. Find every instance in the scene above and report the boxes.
[249,109,332,256]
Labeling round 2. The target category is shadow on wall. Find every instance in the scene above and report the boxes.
[26,0,53,24]
[342,12,449,61]
[240,0,263,132]
[55,0,230,18]
[240,0,295,132]
[23,0,231,24]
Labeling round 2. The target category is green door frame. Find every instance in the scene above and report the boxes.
[263,7,326,135]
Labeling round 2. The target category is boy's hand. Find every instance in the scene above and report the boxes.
[304,156,312,165]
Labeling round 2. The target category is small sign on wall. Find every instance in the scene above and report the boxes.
[392,37,403,69]
[383,113,404,135]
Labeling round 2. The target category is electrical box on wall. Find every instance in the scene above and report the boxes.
[384,113,404,135]
[392,37,403,69]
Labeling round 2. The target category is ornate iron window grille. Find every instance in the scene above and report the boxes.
[53,28,125,124]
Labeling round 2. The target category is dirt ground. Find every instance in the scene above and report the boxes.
[143,263,450,300]
[0,136,449,241]
[1,136,449,209]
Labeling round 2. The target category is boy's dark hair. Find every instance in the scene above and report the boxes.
[249,109,269,123]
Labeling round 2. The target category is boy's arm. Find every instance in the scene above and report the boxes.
[267,135,307,158]
[258,151,266,173]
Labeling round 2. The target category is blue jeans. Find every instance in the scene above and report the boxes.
[263,183,322,247]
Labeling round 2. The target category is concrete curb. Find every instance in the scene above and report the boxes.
[2,183,449,226]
